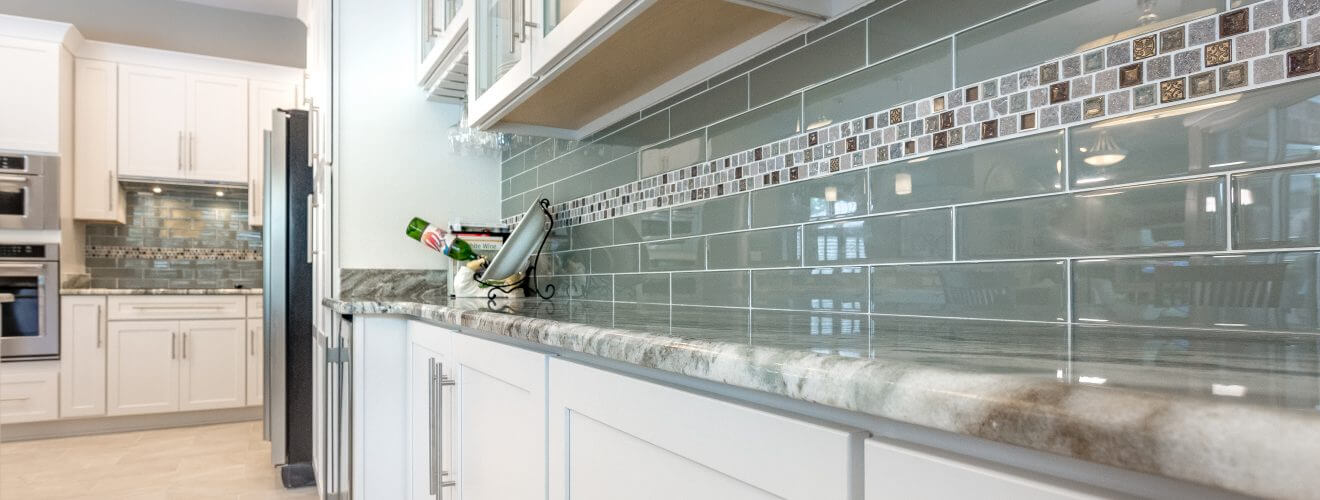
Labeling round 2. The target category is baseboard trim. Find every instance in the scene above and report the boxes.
[0,406,263,442]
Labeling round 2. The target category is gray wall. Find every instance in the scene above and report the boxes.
[0,0,306,67]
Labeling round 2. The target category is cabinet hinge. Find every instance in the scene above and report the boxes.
[326,346,349,364]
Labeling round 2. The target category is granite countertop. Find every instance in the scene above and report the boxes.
[326,296,1320,499]
[61,288,263,295]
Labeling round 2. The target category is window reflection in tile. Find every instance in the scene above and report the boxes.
[1234,165,1320,249]
[869,132,1064,213]
[751,170,866,227]
[672,270,750,308]
[1070,80,1320,188]
[871,261,1067,321]
[750,310,871,358]
[804,209,951,266]
[614,273,670,304]
[751,267,868,312]
[1074,252,1320,331]
[871,316,1067,374]
[641,237,704,272]
[671,194,750,237]
[958,178,1226,259]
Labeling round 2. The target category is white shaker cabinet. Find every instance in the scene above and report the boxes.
[0,35,66,153]
[466,0,537,128]
[407,323,455,500]
[248,80,297,226]
[178,319,247,411]
[186,74,248,183]
[863,439,1106,500]
[117,64,188,180]
[452,333,546,500]
[73,58,126,223]
[60,296,107,418]
[106,320,181,416]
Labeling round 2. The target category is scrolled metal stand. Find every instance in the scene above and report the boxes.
[474,198,557,304]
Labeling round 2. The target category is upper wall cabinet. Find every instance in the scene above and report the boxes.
[0,35,68,154]
[463,0,864,138]
[118,64,248,184]
[248,80,298,227]
[417,0,471,102]
[74,58,126,223]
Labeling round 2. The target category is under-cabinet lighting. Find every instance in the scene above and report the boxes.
[1209,160,1247,169]
[216,190,226,197]
[152,186,162,194]
[1075,176,1109,185]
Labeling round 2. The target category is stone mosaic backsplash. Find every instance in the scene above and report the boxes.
[82,184,262,289]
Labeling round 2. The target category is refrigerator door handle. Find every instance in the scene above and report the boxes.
[307,194,315,264]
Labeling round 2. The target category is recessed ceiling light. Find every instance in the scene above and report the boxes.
[152,186,162,194]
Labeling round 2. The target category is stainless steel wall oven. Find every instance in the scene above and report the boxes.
[0,244,60,360]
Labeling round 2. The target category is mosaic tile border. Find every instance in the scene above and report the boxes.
[504,5,1320,228]
[86,246,262,262]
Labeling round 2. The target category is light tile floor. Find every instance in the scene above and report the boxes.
[0,421,317,500]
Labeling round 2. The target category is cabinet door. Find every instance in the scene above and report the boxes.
[548,359,861,500]
[864,439,1105,500]
[179,319,247,411]
[248,81,296,226]
[0,365,59,424]
[408,323,455,500]
[0,36,61,153]
[246,317,263,406]
[107,320,180,415]
[466,0,538,127]
[74,59,126,223]
[531,0,633,76]
[60,296,107,418]
[118,64,188,180]
[187,74,248,183]
[453,333,545,500]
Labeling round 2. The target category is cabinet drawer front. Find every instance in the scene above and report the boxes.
[864,439,1105,500]
[0,367,59,424]
[549,359,862,500]
[108,296,246,320]
[247,295,262,318]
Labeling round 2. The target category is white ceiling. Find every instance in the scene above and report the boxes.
[175,0,298,19]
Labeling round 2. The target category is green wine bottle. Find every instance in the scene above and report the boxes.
[405,217,479,261]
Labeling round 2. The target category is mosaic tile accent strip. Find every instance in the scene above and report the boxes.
[503,8,1320,229]
[86,246,262,261]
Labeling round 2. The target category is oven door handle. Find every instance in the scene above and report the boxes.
[0,175,29,183]
[0,263,46,275]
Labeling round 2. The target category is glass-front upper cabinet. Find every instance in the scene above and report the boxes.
[420,0,463,62]
[417,0,471,101]
[531,0,633,76]
[467,0,538,124]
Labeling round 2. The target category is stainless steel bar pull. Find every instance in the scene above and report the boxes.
[428,359,438,496]
[171,332,177,359]
[437,361,456,497]
[182,332,188,359]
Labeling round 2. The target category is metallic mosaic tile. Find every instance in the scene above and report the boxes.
[948,127,962,146]
[1106,43,1131,67]
[1084,49,1105,72]
[1188,18,1218,46]
[940,110,955,129]
[965,85,979,102]
[1039,62,1059,84]
[1160,26,1187,53]
[933,96,945,112]
[1146,55,1172,80]
[1030,87,1049,108]
[1270,22,1303,52]
[981,79,998,99]
[1134,84,1158,107]
[1160,78,1187,103]
[980,120,998,140]
[1083,96,1105,118]
[1289,0,1320,18]
[1220,8,1250,38]
[1255,53,1288,82]
[1237,31,1268,60]
[1287,46,1319,76]
[888,108,902,125]
[1188,71,1217,98]
[1205,39,1233,66]
[1254,0,1284,29]
[1132,35,1157,60]
[1062,55,1082,78]
[1220,61,1250,89]
[1049,81,1070,103]
[933,131,948,149]
[1174,49,1203,76]
[1119,63,1144,88]
[1020,112,1036,130]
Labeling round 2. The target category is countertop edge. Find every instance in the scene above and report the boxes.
[326,297,1320,499]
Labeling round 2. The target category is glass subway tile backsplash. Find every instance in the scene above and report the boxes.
[503,0,1320,339]
[83,184,261,289]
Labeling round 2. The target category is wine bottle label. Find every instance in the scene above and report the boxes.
[419,226,447,253]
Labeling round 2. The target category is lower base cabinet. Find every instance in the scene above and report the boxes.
[451,333,547,500]
[863,439,1105,500]
[0,361,60,424]
[107,319,247,416]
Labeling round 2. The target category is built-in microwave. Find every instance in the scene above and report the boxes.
[0,244,60,360]
[0,152,60,230]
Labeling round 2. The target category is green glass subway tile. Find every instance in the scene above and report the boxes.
[526,138,556,167]
[869,131,1064,213]
[673,306,750,337]
[570,220,614,250]
[503,135,543,160]
[670,75,748,135]
[672,270,750,308]
[707,95,801,159]
[956,0,1221,86]
[640,130,705,178]
[1074,252,1320,331]
[643,81,709,118]
[710,35,805,86]
[809,0,903,42]
[574,274,614,301]
[1069,80,1320,188]
[501,152,526,180]
[867,0,1034,64]
[871,260,1067,321]
[749,23,866,107]
[539,140,635,185]
[1233,165,1320,249]
[750,266,868,312]
[581,113,641,144]
[508,168,538,196]
[589,244,640,274]
[614,210,671,244]
[642,237,704,271]
[553,249,591,275]
[521,185,554,211]
[552,153,638,202]
[804,40,951,130]
[750,170,866,227]
[671,194,750,237]
[595,110,670,149]
[958,178,1227,259]
[707,226,801,269]
[614,273,671,304]
[804,209,951,266]
[749,310,871,355]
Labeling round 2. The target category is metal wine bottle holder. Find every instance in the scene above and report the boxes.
[473,198,556,302]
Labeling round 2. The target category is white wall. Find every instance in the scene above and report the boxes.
[0,0,305,67]
[337,0,502,270]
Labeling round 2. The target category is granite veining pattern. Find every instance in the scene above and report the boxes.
[327,297,1320,499]
[339,268,448,302]
[61,288,262,295]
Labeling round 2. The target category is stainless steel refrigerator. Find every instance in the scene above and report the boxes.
[263,108,316,487]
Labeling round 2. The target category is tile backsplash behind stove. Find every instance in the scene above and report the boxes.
[82,184,262,289]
